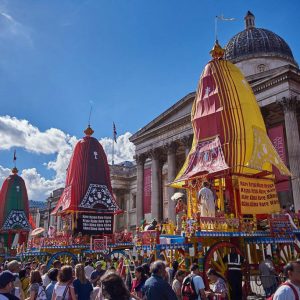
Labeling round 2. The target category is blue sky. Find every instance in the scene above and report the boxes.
[0,0,299,200]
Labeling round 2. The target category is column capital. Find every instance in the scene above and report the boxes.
[149,148,166,165]
[163,142,178,155]
[135,153,146,165]
[277,96,299,113]
[180,135,193,147]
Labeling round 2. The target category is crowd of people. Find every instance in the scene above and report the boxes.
[1,255,300,300]
[0,257,231,300]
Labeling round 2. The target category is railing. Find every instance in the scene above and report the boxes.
[26,231,133,251]
[243,274,284,298]
[136,230,159,245]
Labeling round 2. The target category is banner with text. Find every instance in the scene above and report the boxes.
[238,177,280,214]
[77,213,113,234]
[268,125,289,192]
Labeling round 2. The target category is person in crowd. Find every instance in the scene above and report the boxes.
[40,265,50,288]
[141,263,151,279]
[273,260,300,299]
[100,272,132,300]
[182,263,207,300]
[259,254,278,297]
[52,261,61,270]
[198,181,215,217]
[0,270,19,300]
[7,260,24,300]
[30,262,38,272]
[91,262,105,287]
[45,268,58,300]
[73,264,93,300]
[26,270,47,300]
[130,266,147,299]
[222,248,244,300]
[51,265,76,300]
[205,268,228,299]
[167,261,179,285]
[143,260,177,300]
[117,258,126,280]
[19,267,31,298]
[90,279,102,300]
[172,270,185,300]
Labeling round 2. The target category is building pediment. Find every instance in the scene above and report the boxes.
[130,92,195,145]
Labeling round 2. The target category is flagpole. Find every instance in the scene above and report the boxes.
[112,138,115,166]
[215,16,218,41]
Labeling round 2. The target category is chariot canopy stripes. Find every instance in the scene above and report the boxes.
[171,41,290,188]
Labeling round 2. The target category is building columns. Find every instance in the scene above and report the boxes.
[167,142,178,222]
[151,149,162,221]
[136,154,146,226]
[278,97,300,211]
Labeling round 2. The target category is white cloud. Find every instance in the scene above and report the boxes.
[0,116,135,201]
[0,6,33,46]
[99,132,135,165]
[0,165,11,182]
[0,115,75,154]
[0,10,32,45]
[20,168,61,201]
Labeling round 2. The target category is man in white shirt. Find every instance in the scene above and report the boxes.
[182,263,207,300]
[273,261,300,299]
[84,260,94,280]
[198,182,215,217]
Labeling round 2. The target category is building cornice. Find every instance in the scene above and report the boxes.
[130,92,195,143]
[251,67,300,94]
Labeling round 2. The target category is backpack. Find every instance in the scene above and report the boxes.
[267,281,299,300]
[181,274,198,300]
[36,285,47,300]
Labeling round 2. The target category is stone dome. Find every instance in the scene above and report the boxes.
[225,11,296,65]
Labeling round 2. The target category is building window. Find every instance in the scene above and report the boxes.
[132,194,136,209]
[257,64,267,72]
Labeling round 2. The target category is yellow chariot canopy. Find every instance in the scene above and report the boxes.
[171,41,290,188]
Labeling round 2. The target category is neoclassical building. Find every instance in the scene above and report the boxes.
[130,11,300,226]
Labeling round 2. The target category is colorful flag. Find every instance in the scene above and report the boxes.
[113,122,117,142]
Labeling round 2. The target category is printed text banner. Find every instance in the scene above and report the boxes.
[238,177,280,214]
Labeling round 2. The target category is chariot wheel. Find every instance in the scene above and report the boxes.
[158,248,187,269]
[203,241,247,297]
[277,242,300,266]
[203,241,243,279]
[46,251,78,270]
[107,249,128,261]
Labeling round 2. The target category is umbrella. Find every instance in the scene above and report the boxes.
[31,227,45,237]
[171,192,185,201]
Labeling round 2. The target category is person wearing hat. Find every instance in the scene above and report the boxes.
[90,262,105,287]
[0,270,19,300]
[6,261,24,300]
